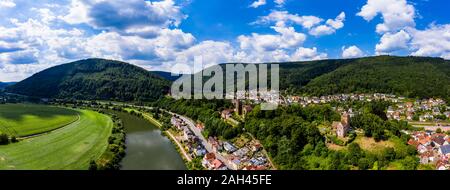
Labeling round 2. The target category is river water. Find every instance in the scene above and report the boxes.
[111,111,186,170]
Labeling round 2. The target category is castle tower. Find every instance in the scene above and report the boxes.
[341,112,350,127]
[233,99,242,115]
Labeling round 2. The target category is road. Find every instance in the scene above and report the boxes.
[421,126,450,132]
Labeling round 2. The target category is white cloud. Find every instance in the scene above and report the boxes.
[291,47,327,61]
[238,26,306,52]
[256,11,345,37]
[168,40,236,73]
[84,28,196,62]
[409,24,450,59]
[375,30,411,54]
[59,0,90,25]
[249,0,266,8]
[357,0,415,34]
[274,0,285,6]
[0,0,16,8]
[0,63,51,82]
[309,12,346,36]
[309,25,335,36]
[0,0,337,81]
[255,11,322,29]
[326,12,345,30]
[342,45,364,58]
[60,0,186,38]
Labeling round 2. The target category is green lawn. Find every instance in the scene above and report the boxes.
[0,109,113,170]
[0,104,79,137]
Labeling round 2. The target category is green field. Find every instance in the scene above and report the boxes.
[0,104,80,137]
[0,109,113,170]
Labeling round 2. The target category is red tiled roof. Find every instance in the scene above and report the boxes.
[205,153,215,161]
[212,159,224,169]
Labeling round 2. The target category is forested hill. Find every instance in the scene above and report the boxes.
[6,56,449,102]
[212,56,449,101]
[6,59,171,101]
[291,56,450,100]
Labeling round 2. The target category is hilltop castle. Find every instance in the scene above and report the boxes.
[333,112,351,138]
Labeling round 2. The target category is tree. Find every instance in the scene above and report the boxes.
[347,143,362,165]
[10,136,17,143]
[89,160,98,170]
[436,128,442,134]
[400,156,419,170]
[382,147,396,161]
[358,158,370,170]
[0,134,9,145]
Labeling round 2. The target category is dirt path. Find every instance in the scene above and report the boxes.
[166,130,192,162]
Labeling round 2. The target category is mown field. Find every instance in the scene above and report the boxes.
[0,109,113,170]
[0,104,79,137]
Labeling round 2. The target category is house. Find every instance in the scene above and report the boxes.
[202,153,216,169]
[204,152,215,162]
[444,111,450,118]
[432,136,446,148]
[242,105,253,117]
[223,141,237,153]
[194,146,207,157]
[230,158,241,170]
[332,112,351,138]
[252,143,262,152]
[290,96,300,102]
[393,111,401,120]
[233,147,250,158]
[420,154,430,164]
[250,157,267,166]
[182,127,193,142]
[196,123,205,131]
[221,109,233,119]
[417,144,428,154]
[406,112,414,120]
[439,144,450,156]
[208,137,222,152]
[211,159,225,170]
[406,102,413,108]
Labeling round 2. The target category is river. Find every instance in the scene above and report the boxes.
[111,111,186,170]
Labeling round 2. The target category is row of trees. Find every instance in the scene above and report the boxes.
[0,133,18,145]
[88,111,126,170]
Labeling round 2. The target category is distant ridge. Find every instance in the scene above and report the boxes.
[6,56,450,102]
[0,82,16,89]
[151,71,182,81]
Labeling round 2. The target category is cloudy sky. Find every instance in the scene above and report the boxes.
[0,0,449,81]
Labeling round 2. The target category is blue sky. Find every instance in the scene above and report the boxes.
[0,0,449,81]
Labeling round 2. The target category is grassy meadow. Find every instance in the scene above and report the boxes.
[0,104,79,137]
[0,108,113,170]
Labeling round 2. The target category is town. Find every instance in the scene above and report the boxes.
[170,113,272,170]
[406,131,450,170]
[220,91,450,170]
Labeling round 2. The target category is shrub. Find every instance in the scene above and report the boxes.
[10,136,18,143]
[0,134,9,145]
[89,160,98,170]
